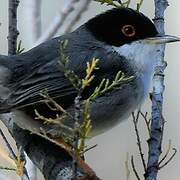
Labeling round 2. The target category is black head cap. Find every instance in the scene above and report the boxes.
[85,8,158,46]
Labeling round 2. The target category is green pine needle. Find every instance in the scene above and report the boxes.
[16,40,25,54]
[89,71,134,101]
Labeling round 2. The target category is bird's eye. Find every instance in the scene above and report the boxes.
[121,25,136,37]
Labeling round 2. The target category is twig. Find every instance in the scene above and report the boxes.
[8,1,30,180]
[131,156,141,180]
[40,91,73,118]
[0,166,16,171]
[132,112,146,173]
[23,0,42,44]
[72,94,81,179]
[158,140,177,170]
[125,153,130,180]
[8,0,19,55]
[34,0,81,46]
[158,140,171,165]
[136,0,144,11]
[145,0,169,180]
[82,144,97,154]
[78,99,93,156]
[158,148,177,170]
[0,130,30,180]
[63,0,92,34]
[139,111,151,137]
[0,129,16,160]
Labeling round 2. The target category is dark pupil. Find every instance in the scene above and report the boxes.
[125,27,133,34]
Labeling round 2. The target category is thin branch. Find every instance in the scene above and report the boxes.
[131,156,141,180]
[7,1,30,180]
[158,140,171,165]
[0,130,30,180]
[62,0,92,34]
[82,144,97,154]
[0,129,16,160]
[132,112,146,173]
[139,111,151,137]
[0,166,16,171]
[125,153,130,180]
[40,91,73,118]
[8,0,19,55]
[23,0,42,44]
[34,0,81,46]
[158,140,177,170]
[136,0,144,11]
[72,94,81,179]
[145,0,169,180]
[158,148,177,170]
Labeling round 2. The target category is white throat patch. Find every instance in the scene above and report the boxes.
[112,40,160,73]
[111,40,160,99]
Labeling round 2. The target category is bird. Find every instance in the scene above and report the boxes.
[0,7,179,139]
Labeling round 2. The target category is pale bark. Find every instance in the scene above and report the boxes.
[23,0,42,44]
[8,0,19,55]
[34,0,81,46]
[62,0,92,34]
[146,1,169,180]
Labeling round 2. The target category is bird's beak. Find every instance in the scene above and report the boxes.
[145,35,180,44]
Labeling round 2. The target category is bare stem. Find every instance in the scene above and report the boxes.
[145,1,169,180]
[23,0,42,44]
[132,112,146,173]
[72,94,81,179]
[34,0,81,46]
[0,129,16,160]
[8,1,30,180]
[158,148,177,170]
[8,0,19,55]
[139,111,151,137]
[125,153,130,180]
[63,0,92,34]
[131,156,141,180]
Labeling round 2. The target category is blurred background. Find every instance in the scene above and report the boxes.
[0,0,180,179]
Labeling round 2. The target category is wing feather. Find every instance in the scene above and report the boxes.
[4,35,133,111]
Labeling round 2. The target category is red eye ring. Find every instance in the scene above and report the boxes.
[121,25,136,37]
